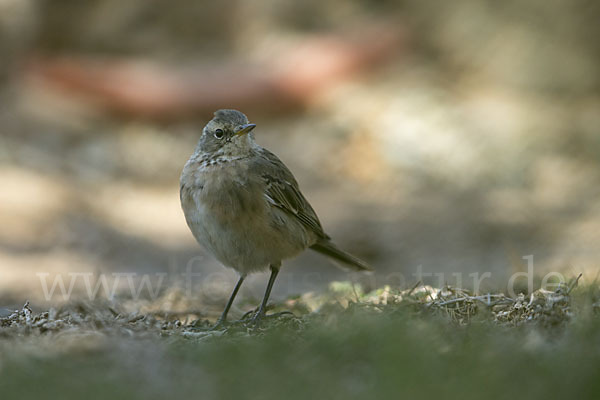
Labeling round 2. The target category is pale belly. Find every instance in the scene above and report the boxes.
[187,208,308,273]
[180,165,312,273]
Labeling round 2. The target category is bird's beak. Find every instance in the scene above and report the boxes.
[234,124,256,136]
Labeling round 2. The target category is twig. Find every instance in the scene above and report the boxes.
[567,273,583,294]
[407,280,421,296]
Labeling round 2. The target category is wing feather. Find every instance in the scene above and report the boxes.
[253,148,330,240]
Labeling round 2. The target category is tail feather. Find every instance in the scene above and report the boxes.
[310,241,372,272]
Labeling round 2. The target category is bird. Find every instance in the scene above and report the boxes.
[180,109,371,327]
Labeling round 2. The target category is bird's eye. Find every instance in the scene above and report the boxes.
[214,129,224,139]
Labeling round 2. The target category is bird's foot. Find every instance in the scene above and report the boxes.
[240,309,256,321]
[189,317,229,331]
[249,309,265,328]
[266,311,296,319]
[242,309,296,329]
[209,318,230,331]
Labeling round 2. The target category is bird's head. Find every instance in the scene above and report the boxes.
[195,109,257,157]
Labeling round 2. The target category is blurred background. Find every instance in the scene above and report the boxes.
[0,0,598,308]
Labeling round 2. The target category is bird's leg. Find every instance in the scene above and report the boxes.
[201,274,245,330]
[251,263,280,326]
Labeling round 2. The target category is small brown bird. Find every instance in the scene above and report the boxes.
[180,109,371,327]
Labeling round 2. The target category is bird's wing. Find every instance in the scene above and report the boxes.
[253,147,330,240]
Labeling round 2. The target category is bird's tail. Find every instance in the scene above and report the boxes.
[310,240,372,272]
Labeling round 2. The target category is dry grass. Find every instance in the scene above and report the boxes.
[1,276,599,399]
[0,275,590,340]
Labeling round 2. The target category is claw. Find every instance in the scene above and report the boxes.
[240,309,256,320]
[266,311,295,319]
[210,319,230,331]
[248,310,296,328]
[250,309,265,327]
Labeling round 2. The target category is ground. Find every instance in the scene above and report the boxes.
[1,279,599,399]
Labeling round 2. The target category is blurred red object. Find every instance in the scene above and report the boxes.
[24,26,403,120]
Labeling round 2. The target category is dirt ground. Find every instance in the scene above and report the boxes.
[1,279,599,399]
[1,0,599,308]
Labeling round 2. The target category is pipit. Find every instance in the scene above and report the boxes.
[180,109,371,327]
